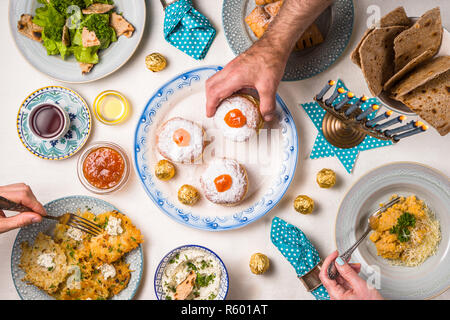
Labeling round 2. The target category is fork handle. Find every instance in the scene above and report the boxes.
[327,227,372,280]
[0,196,33,213]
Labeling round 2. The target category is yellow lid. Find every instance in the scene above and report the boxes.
[93,90,130,125]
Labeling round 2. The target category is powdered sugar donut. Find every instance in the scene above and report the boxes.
[214,94,263,142]
[200,158,248,206]
[156,117,205,163]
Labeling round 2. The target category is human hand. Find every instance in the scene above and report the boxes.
[205,40,289,122]
[0,183,46,234]
[319,251,384,300]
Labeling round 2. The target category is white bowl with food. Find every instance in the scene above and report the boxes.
[154,245,229,300]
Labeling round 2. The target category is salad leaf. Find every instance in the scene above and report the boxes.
[72,46,99,64]
[51,0,87,16]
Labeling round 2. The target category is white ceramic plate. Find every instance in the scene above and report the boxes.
[9,0,146,83]
[335,162,450,299]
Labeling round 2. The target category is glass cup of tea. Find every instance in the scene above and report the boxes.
[28,103,71,141]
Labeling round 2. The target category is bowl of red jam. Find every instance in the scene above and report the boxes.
[77,142,130,194]
[28,103,70,141]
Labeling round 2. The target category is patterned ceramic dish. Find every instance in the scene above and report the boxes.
[154,245,229,300]
[222,0,354,81]
[8,0,146,83]
[17,86,91,160]
[335,162,450,300]
[11,195,144,300]
[134,65,298,231]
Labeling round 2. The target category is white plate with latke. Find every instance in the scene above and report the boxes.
[8,0,146,83]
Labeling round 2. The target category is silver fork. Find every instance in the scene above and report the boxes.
[0,195,103,236]
[327,196,401,279]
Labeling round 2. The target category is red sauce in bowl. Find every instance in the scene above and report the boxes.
[82,147,125,189]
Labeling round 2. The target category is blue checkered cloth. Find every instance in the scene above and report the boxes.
[163,0,216,60]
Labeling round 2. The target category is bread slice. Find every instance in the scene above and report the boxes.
[397,71,450,136]
[393,7,442,72]
[391,56,450,98]
[359,26,407,96]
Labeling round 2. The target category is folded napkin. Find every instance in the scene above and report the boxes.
[163,0,216,60]
[270,217,330,300]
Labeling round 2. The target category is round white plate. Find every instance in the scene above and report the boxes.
[11,195,144,300]
[9,0,146,83]
[134,65,298,231]
[335,162,450,299]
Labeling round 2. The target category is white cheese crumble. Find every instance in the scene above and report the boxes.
[105,216,123,236]
[98,264,116,280]
[37,252,56,270]
[66,226,84,241]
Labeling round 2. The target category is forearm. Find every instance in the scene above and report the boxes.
[258,0,333,59]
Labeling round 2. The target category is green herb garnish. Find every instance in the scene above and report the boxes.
[390,212,416,242]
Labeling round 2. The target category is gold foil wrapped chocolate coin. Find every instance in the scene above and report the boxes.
[249,253,270,275]
[145,53,167,72]
[155,159,176,181]
[294,195,314,214]
[316,168,336,188]
[178,184,200,206]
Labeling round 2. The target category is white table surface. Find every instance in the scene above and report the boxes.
[1,0,449,300]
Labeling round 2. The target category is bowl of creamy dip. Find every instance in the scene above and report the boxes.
[154,245,229,300]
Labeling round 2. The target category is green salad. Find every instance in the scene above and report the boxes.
[18,0,135,74]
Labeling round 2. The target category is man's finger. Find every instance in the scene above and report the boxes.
[256,86,276,122]
[350,263,361,274]
[335,257,366,290]
[0,212,42,234]
[205,71,242,118]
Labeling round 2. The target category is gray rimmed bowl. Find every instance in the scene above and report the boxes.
[335,162,450,300]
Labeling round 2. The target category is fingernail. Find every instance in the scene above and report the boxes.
[32,217,40,223]
[336,257,345,266]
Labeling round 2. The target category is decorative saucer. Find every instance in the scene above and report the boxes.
[17,86,91,160]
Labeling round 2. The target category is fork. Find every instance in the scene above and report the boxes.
[0,195,103,236]
[327,196,401,279]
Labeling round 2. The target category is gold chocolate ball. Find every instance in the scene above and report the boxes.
[178,184,200,206]
[145,53,167,72]
[249,253,270,275]
[155,159,176,181]
[293,195,314,214]
[316,168,336,188]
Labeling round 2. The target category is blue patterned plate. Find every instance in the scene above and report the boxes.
[17,86,91,160]
[154,245,229,300]
[222,0,354,81]
[9,0,146,83]
[134,66,298,231]
[11,195,144,300]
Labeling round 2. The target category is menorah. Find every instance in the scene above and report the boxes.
[313,81,427,149]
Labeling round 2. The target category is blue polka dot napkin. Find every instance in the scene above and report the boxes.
[301,79,393,173]
[271,217,330,300]
[163,0,216,60]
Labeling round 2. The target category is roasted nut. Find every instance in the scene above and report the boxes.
[249,253,270,275]
[145,53,167,72]
[155,159,176,181]
[178,184,200,206]
[294,195,314,214]
[316,168,336,188]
